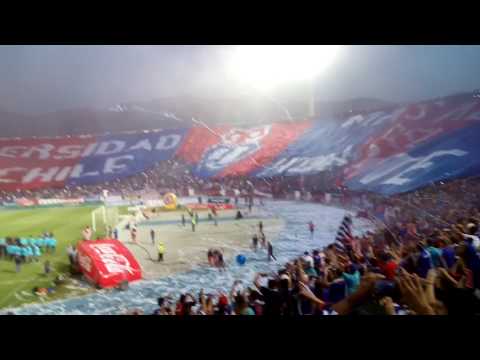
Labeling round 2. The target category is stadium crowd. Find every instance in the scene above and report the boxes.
[2,154,480,315]
[124,177,480,316]
[0,159,272,204]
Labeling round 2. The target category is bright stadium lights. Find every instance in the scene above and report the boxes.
[228,45,342,92]
[227,45,342,117]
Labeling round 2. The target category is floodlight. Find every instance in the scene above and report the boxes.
[228,45,342,92]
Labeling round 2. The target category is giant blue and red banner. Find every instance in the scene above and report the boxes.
[0,129,186,191]
[1,93,480,195]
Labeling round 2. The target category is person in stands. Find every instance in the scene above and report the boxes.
[233,294,255,315]
[342,264,361,296]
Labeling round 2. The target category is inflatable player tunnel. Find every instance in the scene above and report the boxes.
[77,239,142,288]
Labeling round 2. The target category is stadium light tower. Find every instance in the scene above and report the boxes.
[228,45,342,118]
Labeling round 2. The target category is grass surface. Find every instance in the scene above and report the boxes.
[0,206,104,309]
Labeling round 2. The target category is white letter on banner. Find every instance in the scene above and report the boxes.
[95,141,125,156]
[22,167,60,184]
[155,134,181,150]
[70,164,100,178]
[81,142,98,157]
[0,168,26,183]
[54,166,72,181]
[129,139,153,151]
[272,158,300,174]
[287,155,348,174]
[0,146,28,158]
[54,145,85,159]
[358,154,416,185]
[20,144,54,160]
[104,155,134,174]
[381,150,468,186]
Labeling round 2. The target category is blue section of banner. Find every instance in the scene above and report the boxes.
[67,129,187,186]
[345,122,480,195]
[255,110,398,177]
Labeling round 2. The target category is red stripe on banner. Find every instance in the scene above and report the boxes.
[175,126,231,164]
[0,136,96,191]
[217,121,312,177]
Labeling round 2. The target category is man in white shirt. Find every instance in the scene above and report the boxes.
[464,223,480,249]
[302,251,314,268]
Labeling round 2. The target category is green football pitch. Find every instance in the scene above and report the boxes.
[0,206,106,309]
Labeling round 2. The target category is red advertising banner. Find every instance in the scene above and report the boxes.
[77,239,142,288]
[37,198,85,205]
[186,203,235,210]
[15,198,38,207]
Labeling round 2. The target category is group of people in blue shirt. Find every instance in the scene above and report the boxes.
[0,233,57,263]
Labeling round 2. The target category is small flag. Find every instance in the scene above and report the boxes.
[334,215,353,252]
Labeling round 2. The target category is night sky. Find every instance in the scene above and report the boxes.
[0,45,479,114]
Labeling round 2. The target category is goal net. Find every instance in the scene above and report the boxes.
[92,206,119,237]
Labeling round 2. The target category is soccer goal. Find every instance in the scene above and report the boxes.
[92,206,119,237]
